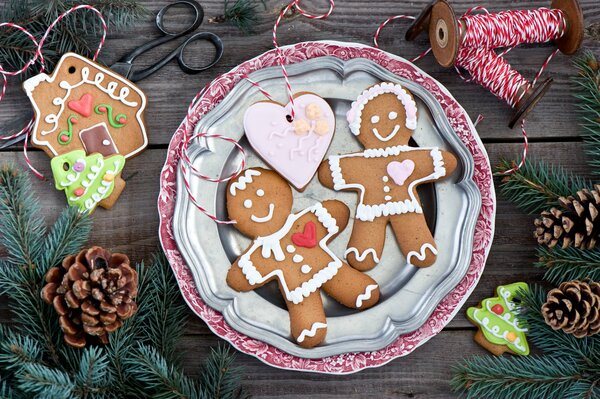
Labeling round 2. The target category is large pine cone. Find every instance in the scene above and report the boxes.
[534,187,600,249]
[541,280,600,338]
[41,247,138,348]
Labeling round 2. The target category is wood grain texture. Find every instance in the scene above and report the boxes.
[0,0,599,397]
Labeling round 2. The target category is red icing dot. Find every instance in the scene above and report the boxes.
[118,116,126,124]
[74,187,85,197]
[60,134,69,143]
[98,106,107,112]
[70,118,78,124]
[491,304,504,315]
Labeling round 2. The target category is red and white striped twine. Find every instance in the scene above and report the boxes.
[374,6,568,174]
[0,5,107,179]
[373,15,431,62]
[273,0,335,120]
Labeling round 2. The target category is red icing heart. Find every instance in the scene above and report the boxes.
[292,221,317,248]
[67,93,93,117]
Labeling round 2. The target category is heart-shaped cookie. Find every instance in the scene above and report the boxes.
[387,160,415,186]
[243,93,335,191]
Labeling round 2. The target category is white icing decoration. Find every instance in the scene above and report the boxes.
[372,124,400,142]
[344,247,380,264]
[384,195,392,201]
[356,284,378,307]
[328,145,447,221]
[383,186,390,193]
[230,169,261,195]
[286,245,296,253]
[293,254,303,263]
[237,203,341,304]
[406,243,438,265]
[102,139,110,146]
[251,203,275,223]
[347,82,418,135]
[470,297,528,353]
[68,157,121,212]
[243,199,253,209]
[382,176,389,182]
[256,189,265,197]
[370,115,380,123]
[297,322,327,343]
[301,265,312,274]
[388,111,398,120]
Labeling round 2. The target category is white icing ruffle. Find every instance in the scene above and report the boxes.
[230,169,261,196]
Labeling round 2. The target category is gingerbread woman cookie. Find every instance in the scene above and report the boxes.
[318,82,458,270]
[226,168,380,348]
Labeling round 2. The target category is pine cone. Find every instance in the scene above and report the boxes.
[534,186,600,249]
[41,247,138,348]
[541,280,600,338]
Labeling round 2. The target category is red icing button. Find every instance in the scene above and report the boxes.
[98,105,107,112]
[74,187,85,197]
[491,304,504,315]
[292,221,317,248]
[59,134,70,143]
[118,116,126,124]
[70,118,78,124]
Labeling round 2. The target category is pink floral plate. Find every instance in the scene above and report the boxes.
[158,41,495,374]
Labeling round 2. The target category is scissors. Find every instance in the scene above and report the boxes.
[111,0,224,82]
[1,0,224,149]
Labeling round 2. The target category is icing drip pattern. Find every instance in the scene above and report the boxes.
[229,169,261,195]
[406,243,438,265]
[237,203,342,304]
[355,284,379,307]
[344,247,380,263]
[297,322,327,343]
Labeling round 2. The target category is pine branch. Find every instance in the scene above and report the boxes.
[220,0,264,34]
[15,364,75,399]
[536,246,600,285]
[0,165,46,267]
[199,345,249,399]
[572,50,600,174]
[42,206,92,270]
[496,159,591,214]
[72,347,114,398]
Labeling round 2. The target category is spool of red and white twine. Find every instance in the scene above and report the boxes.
[180,0,335,224]
[375,0,584,174]
[0,5,107,179]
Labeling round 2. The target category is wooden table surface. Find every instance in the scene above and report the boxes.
[1,0,599,397]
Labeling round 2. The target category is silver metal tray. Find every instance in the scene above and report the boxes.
[172,56,481,358]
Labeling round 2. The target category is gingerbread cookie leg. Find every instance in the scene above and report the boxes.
[286,292,327,348]
[322,263,380,310]
[345,218,387,271]
[389,213,437,267]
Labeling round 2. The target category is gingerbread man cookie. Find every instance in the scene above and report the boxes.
[318,82,458,270]
[226,168,380,348]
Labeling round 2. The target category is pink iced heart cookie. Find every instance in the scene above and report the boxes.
[387,160,415,186]
[243,93,335,191]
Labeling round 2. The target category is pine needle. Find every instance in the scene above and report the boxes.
[536,246,600,285]
[222,0,264,34]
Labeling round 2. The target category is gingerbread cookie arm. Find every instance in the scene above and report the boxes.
[226,257,261,292]
[345,218,387,271]
[286,292,328,348]
[318,155,366,192]
[319,199,349,235]
[441,149,458,177]
[322,263,380,310]
[389,212,437,267]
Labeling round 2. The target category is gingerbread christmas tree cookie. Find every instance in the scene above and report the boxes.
[318,82,458,271]
[226,168,380,348]
[467,282,530,356]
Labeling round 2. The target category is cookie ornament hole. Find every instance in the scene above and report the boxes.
[68,66,76,74]
[62,162,70,171]
[286,114,294,123]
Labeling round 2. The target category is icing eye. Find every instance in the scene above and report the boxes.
[243,199,252,209]
[62,162,70,172]
[256,189,265,197]
[388,111,398,120]
[370,115,380,124]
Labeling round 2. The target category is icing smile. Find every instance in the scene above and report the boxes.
[372,125,400,142]
[251,203,275,223]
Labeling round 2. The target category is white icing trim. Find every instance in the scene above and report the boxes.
[356,284,379,308]
[344,247,380,264]
[230,169,261,195]
[297,322,327,343]
[68,156,121,212]
[406,243,438,265]
[372,124,400,142]
[301,265,312,274]
[251,203,274,223]
[347,82,418,135]
[237,203,342,304]
[470,309,527,353]
[327,145,446,222]
[26,53,148,159]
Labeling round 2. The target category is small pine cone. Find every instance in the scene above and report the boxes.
[534,185,600,249]
[41,246,138,348]
[541,280,600,338]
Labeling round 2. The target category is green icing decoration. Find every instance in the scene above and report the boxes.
[57,115,77,145]
[95,104,126,128]
[466,282,530,356]
[50,150,125,213]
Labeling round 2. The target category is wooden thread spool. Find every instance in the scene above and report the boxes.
[406,0,584,128]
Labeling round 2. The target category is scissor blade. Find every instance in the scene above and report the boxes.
[109,62,134,80]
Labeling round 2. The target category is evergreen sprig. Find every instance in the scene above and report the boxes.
[536,246,600,285]
[0,0,147,78]
[452,286,600,399]
[209,0,264,34]
[496,159,591,214]
[573,50,600,174]
[0,164,247,398]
